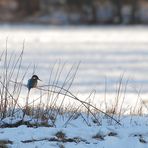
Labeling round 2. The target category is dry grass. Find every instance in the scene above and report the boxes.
[55,131,66,140]
[0,140,13,148]
[0,44,146,128]
[92,133,104,141]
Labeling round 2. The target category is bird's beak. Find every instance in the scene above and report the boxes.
[38,78,42,81]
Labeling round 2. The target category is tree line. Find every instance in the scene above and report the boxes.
[15,0,141,24]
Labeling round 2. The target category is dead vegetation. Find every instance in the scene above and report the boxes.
[0,140,13,148]
[0,44,147,129]
[21,136,87,144]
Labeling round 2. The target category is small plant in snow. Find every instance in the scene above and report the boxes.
[55,131,66,140]
[92,132,105,141]
[0,140,13,148]
[108,132,118,137]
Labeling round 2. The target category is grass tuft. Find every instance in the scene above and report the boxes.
[55,131,66,140]
[92,133,105,141]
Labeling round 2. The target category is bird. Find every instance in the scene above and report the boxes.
[27,75,41,92]
[24,75,41,117]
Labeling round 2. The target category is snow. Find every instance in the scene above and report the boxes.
[0,25,148,112]
[0,115,148,148]
[0,25,147,96]
[0,25,148,147]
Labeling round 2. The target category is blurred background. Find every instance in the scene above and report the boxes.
[0,0,147,25]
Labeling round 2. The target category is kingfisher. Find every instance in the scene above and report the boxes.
[23,75,41,117]
[27,75,41,92]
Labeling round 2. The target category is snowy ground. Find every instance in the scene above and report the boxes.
[0,25,148,148]
[0,25,148,95]
[0,25,148,108]
[0,115,148,148]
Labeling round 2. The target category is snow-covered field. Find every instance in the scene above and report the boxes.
[0,115,148,148]
[0,25,148,148]
[0,25,148,94]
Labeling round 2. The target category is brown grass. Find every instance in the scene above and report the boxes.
[0,43,146,128]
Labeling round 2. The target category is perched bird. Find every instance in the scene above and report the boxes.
[27,75,41,92]
[23,75,41,118]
